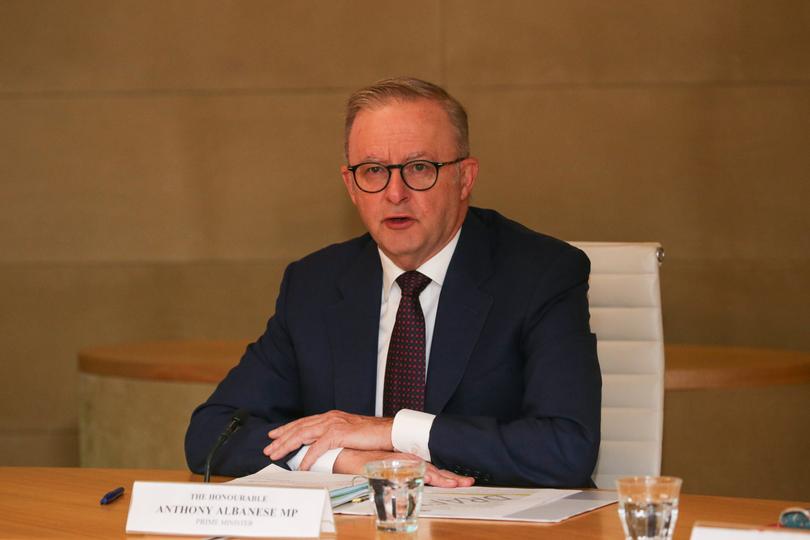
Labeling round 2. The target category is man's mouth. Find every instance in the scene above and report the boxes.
[384,216,415,228]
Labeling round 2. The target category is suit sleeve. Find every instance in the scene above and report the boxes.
[428,247,601,487]
[184,263,304,477]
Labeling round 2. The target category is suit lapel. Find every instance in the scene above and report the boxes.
[425,211,494,413]
[326,238,381,416]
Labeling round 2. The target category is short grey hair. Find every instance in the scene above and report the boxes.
[344,77,469,160]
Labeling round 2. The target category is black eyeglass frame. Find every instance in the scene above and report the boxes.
[346,156,468,193]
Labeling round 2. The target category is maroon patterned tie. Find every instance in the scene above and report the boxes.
[383,271,432,417]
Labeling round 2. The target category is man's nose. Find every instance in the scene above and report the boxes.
[384,168,409,203]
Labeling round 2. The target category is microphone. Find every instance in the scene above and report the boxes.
[203,408,250,482]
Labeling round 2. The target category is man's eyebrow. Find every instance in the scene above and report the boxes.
[403,151,430,161]
[353,151,431,164]
[380,152,432,163]
[352,154,385,163]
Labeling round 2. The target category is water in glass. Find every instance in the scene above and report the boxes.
[365,461,425,533]
[618,500,679,540]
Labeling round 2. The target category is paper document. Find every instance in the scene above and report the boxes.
[228,464,368,508]
[336,485,617,523]
[228,464,616,523]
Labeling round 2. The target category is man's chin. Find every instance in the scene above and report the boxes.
[376,241,423,268]
[374,228,415,248]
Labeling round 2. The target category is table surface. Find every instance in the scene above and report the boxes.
[1,467,805,539]
[78,340,810,390]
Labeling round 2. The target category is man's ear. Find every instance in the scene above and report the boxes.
[341,165,358,205]
[458,157,479,201]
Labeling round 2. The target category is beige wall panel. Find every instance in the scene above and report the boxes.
[662,259,809,351]
[663,385,810,500]
[79,374,215,469]
[0,0,441,93]
[0,259,287,433]
[1,94,366,263]
[444,0,810,85]
[457,86,809,262]
[0,429,78,466]
[458,86,809,350]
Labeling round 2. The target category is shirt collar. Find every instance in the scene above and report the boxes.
[379,227,462,301]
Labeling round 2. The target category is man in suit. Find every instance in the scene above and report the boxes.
[185,77,601,488]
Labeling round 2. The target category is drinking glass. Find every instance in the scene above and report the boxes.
[364,460,426,533]
[616,476,682,540]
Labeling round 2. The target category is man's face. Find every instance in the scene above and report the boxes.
[341,99,478,270]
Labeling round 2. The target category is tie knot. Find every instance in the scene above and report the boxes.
[396,271,431,298]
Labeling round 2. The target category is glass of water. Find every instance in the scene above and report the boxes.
[364,459,426,533]
[616,476,682,540]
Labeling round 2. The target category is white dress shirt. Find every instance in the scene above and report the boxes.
[287,227,462,472]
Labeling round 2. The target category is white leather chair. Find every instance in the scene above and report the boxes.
[569,242,665,489]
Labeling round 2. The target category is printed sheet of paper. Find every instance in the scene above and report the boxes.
[228,464,617,523]
[336,486,617,523]
[421,486,575,519]
[228,464,365,492]
[228,464,368,507]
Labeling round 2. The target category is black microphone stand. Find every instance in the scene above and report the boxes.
[203,409,250,482]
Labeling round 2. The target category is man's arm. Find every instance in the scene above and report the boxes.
[184,265,303,477]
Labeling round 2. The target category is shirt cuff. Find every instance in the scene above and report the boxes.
[391,409,436,462]
[285,445,344,473]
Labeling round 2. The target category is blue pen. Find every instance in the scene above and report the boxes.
[100,486,125,505]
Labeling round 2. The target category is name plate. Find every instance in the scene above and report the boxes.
[125,481,334,538]
[691,522,809,539]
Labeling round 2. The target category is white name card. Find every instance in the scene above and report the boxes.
[125,481,335,538]
[691,522,809,539]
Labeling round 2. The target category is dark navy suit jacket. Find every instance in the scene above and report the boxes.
[185,207,601,487]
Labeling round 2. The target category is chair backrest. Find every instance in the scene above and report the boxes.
[569,241,665,489]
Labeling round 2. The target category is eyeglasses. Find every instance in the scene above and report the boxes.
[347,157,467,193]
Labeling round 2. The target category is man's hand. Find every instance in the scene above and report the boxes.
[264,410,394,470]
[334,449,475,488]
